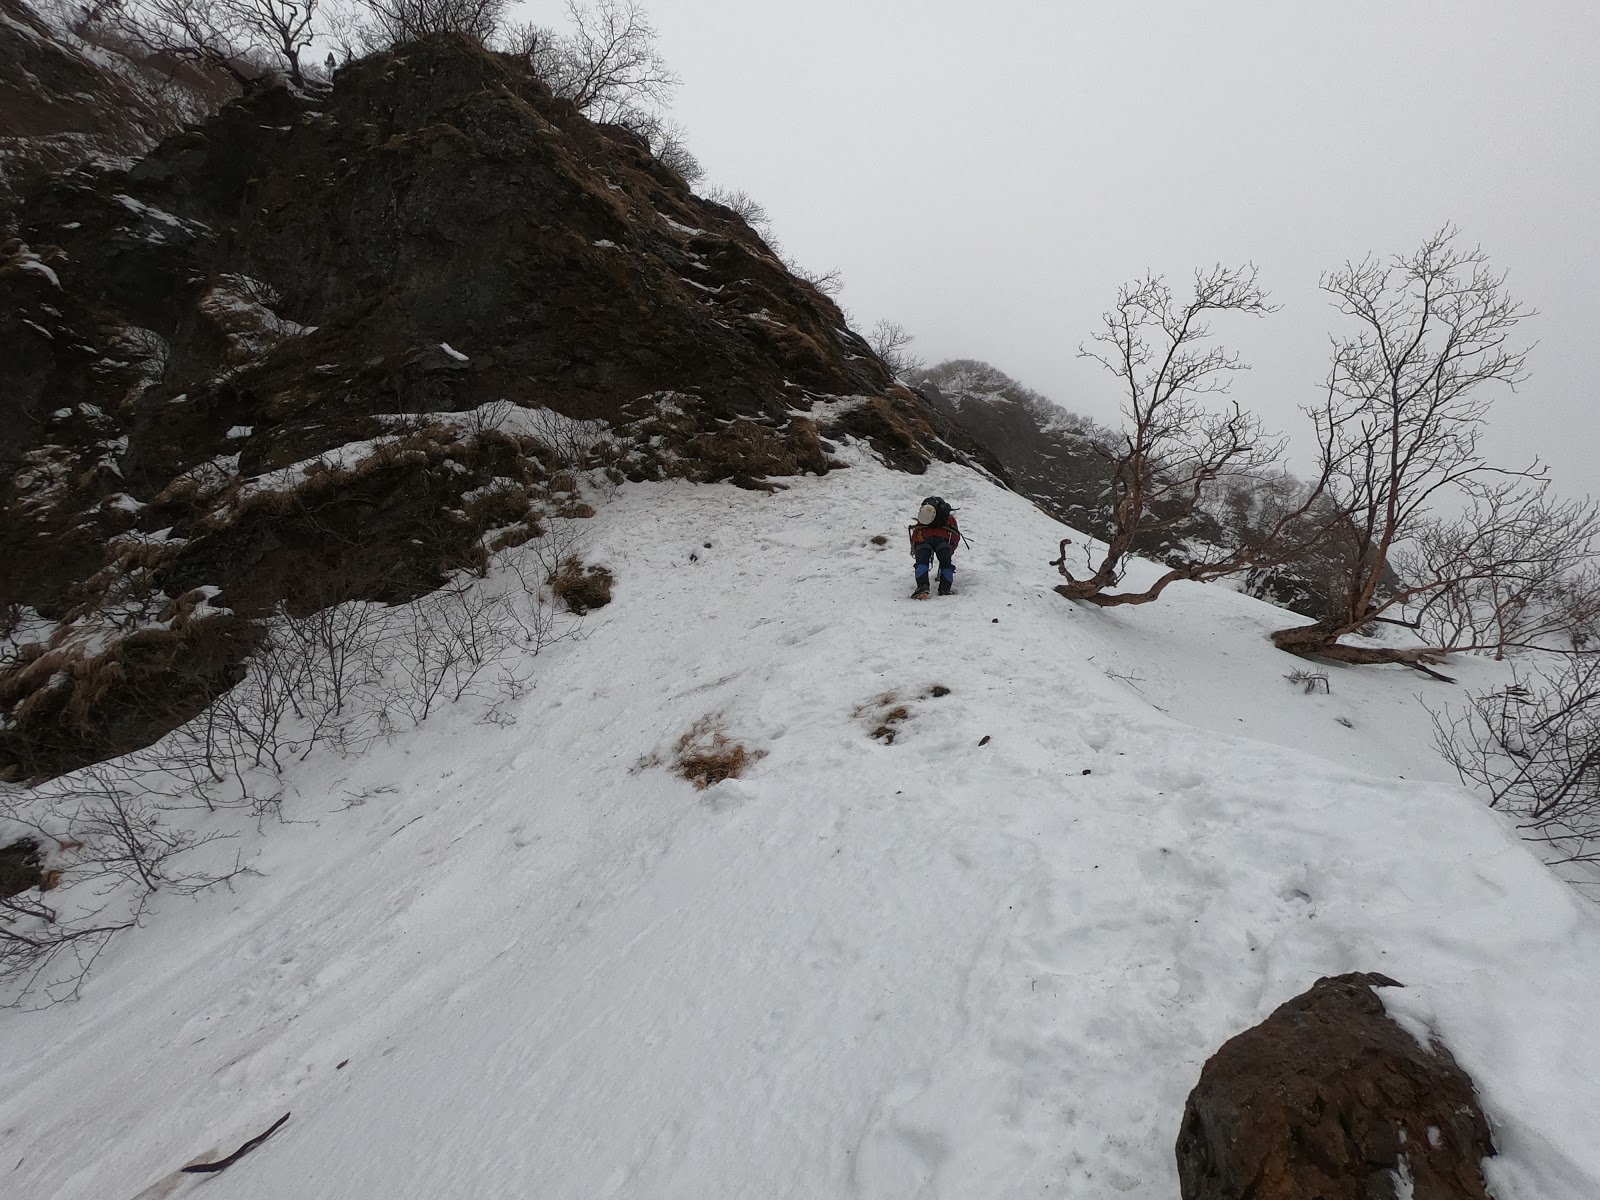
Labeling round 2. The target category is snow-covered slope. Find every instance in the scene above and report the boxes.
[4,446,1597,1199]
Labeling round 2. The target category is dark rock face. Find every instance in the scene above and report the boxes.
[0,0,227,218]
[916,360,1114,533]
[1176,973,1495,1200]
[1,33,980,780]
[0,838,45,898]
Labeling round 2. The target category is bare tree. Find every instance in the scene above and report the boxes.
[117,0,322,87]
[239,0,316,85]
[119,0,263,87]
[514,0,677,121]
[613,107,703,183]
[1433,654,1600,867]
[702,186,769,231]
[795,264,844,297]
[1404,486,1600,658]
[507,2,693,180]
[358,0,507,46]
[1049,265,1328,606]
[870,319,924,379]
[1271,226,1595,672]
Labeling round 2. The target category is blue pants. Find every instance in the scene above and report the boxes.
[914,541,955,587]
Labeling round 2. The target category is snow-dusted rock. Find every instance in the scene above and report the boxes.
[1176,972,1494,1200]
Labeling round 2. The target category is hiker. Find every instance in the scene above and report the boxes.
[908,496,961,599]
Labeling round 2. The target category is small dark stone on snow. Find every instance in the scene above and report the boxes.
[704,542,712,548]
[1081,769,1091,775]
[991,618,999,623]
[978,735,990,746]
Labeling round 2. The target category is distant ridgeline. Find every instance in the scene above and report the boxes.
[0,29,994,780]
[912,359,1390,621]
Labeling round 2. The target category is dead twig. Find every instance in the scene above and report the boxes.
[181,1111,291,1174]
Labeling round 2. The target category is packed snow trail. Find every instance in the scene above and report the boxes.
[3,447,1598,1199]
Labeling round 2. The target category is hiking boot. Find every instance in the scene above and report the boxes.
[911,584,931,600]
[937,581,954,596]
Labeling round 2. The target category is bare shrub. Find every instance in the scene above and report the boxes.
[1433,655,1600,867]
[113,0,284,89]
[357,0,508,46]
[1550,568,1600,651]
[520,407,617,475]
[511,0,677,121]
[869,319,924,379]
[506,0,694,178]
[795,264,844,297]
[671,715,760,789]
[2,546,582,1001]
[2,767,245,1005]
[1,891,135,1008]
[388,580,515,722]
[1406,497,1600,658]
[380,561,575,725]
[1285,668,1330,695]
[701,185,776,242]
[61,767,241,892]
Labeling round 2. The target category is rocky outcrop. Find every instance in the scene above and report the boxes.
[0,0,227,218]
[1175,972,1495,1200]
[916,360,1112,530]
[1,33,982,780]
[0,838,46,898]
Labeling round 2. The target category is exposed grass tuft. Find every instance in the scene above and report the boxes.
[672,715,763,789]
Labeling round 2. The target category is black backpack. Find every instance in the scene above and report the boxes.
[921,496,953,528]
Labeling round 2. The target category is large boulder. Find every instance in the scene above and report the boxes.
[1175,972,1495,1200]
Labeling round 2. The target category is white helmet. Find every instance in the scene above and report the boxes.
[917,503,937,525]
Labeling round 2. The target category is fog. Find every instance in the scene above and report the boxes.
[512,1,1599,494]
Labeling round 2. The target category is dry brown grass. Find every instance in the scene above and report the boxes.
[853,690,913,744]
[487,519,543,554]
[871,706,910,744]
[819,393,938,473]
[671,715,763,789]
[548,556,614,614]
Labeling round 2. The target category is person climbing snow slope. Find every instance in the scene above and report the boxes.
[909,496,961,599]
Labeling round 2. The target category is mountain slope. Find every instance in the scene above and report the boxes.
[2,449,1596,1199]
[3,33,984,780]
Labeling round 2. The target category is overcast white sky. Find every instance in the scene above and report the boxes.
[527,0,1599,494]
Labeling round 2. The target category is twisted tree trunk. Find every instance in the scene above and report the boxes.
[1270,622,1456,681]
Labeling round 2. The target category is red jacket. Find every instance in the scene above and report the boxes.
[909,514,961,550]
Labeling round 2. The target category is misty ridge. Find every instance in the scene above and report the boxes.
[5,0,1600,978]
[8,0,1593,657]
